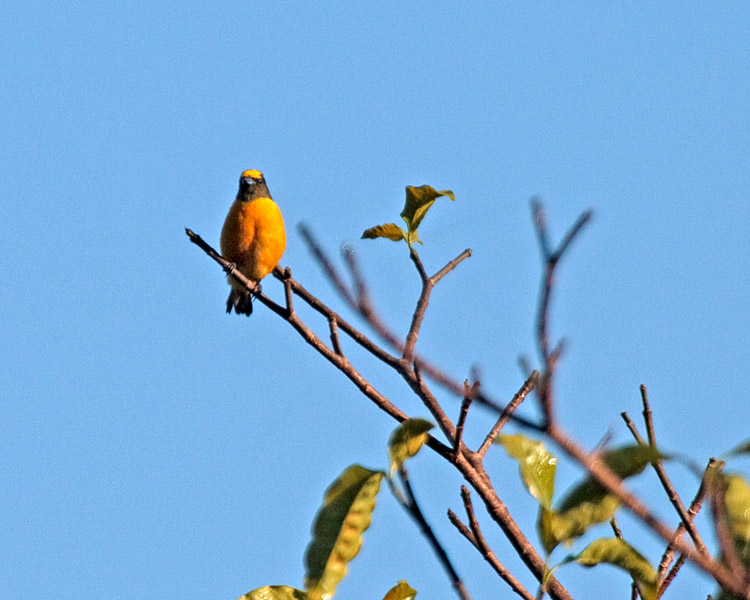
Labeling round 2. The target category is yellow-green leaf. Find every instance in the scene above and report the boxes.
[400,185,455,233]
[538,444,663,552]
[238,586,308,600]
[387,418,434,475]
[561,538,658,600]
[496,434,556,509]
[725,473,750,565]
[538,497,621,554]
[600,444,664,478]
[381,580,417,600]
[361,223,407,242]
[304,465,383,600]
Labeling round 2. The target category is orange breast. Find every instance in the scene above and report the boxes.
[220,197,286,282]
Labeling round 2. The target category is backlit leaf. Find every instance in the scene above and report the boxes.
[539,444,664,552]
[381,580,417,600]
[304,465,383,600]
[725,473,750,565]
[560,538,657,600]
[400,185,455,233]
[238,586,307,600]
[496,434,556,509]
[387,418,434,475]
[361,223,407,242]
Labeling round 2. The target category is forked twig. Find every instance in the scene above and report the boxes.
[448,486,535,600]
[620,410,708,557]
[390,467,471,600]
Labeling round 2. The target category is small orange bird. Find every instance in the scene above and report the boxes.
[220,169,286,315]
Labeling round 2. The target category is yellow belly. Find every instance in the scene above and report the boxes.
[220,196,286,283]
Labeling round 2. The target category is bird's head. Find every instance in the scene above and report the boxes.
[238,169,271,200]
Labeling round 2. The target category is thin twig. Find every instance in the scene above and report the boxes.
[659,554,686,598]
[409,245,429,282]
[640,385,656,449]
[620,411,709,557]
[189,227,573,600]
[328,317,343,356]
[454,380,475,455]
[341,244,369,310]
[403,247,471,362]
[658,458,715,590]
[299,225,544,431]
[297,223,357,307]
[283,267,294,316]
[411,361,456,442]
[547,425,744,597]
[392,466,471,600]
[530,203,593,424]
[448,486,536,600]
[478,372,537,457]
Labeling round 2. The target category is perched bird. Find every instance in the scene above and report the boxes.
[220,169,286,315]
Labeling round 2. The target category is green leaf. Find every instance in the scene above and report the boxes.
[361,223,407,242]
[400,185,455,233]
[304,465,384,600]
[538,498,621,554]
[599,444,665,478]
[560,538,658,600]
[539,444,664,552]
[238,586,308,600]
[387,418,434,475]
[381,580,417,600]
[725,473,750,565]
[495,434,556,509]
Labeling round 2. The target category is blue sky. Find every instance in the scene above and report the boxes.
[1,3,748,599]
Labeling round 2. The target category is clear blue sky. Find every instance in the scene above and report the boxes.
[2,3,748,599]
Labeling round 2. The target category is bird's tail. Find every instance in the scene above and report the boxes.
[226,288,253,316]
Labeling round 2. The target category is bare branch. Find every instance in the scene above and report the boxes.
[433,248,473,284]
[478,372,537,458]
[620,411,709,557]
[547,425,745,596]
[411,361,456,442]
[640,385,656,449]
[328,317,343,356]
[298,226,544,431]
[392,466,472,600]
[186,228,453,458]
[403,247,471,363]
[297,223,357,307]
[189,227,573,599]
[446,486,536,600]
[454,380,475,455]
[282,267,294,315]
[530,203,593,424]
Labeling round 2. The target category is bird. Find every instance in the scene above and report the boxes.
[220,169,286,315]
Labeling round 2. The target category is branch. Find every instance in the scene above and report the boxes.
[448,486,535,600]
[454,379,476,455]
[477,372,537,457]
[547,425,745,597]
[185,228,453,458]
[391,467,471,600]
[402,247,471,363]
[530,203,593,424]
[298,226,543,431]
[620,410,708,557]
